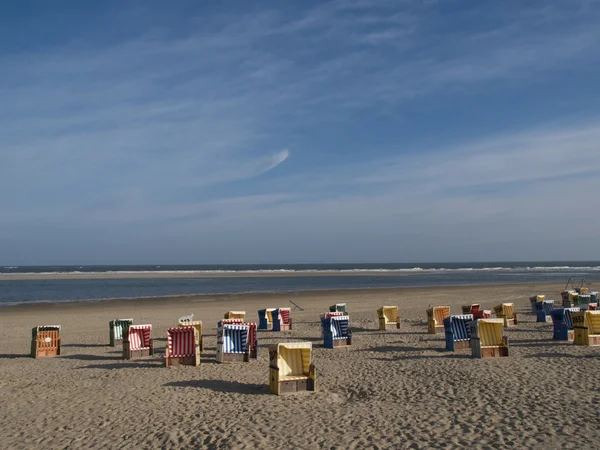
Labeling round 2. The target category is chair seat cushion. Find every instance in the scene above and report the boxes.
[280,375,309,382]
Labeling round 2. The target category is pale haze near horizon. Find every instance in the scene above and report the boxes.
[1,1,600,266]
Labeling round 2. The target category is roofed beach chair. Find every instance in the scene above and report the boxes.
[461,304,491,320]
[551,307,580,341]
[535,300,555,323]
[320,311,344,337]
[258,308,276,330]
[322,315,352,348]
[216,321,258,362]
[224,311,246,321]
[561,290,578,308]
[572,311,600,346]
[444,315,473,351]
[590,292,598,303]
[123,324,154,360]
[529,295,545,313]
[272,307,292,331]
[269,342,316,395]
[426,306,450,334]
[329,303,347,314]
[471,319,509,359]
[31,326,61,358]
[109,318,133,347]
[165,326,200,367]
[461,304,480,314]
[178,319,204,352]
[493,303,517,327]
[378,306,400,330]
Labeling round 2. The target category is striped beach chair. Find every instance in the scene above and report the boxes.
[572,311,600,346]
[272,308,292,331]
[269,342,316,395]
[444,315,473,351]
[550,307,580,341]
[31,326,61,358]
[493,303,517,327]
[216,321,258,362]
[378,306,400,330]
[123,324,154,360]
[178,319,204,352]
[320,311,344,337]
[461,304,480,314]
[165,326,200,367]
[322,315,352,348]
[535,300,555,323]
[224,311,246,321]
[426,306,451,334]
[461,304,491,320]
[258,308,276,330]
[329,303,347,314]
[109,318,133,347]
[561,290,578,308]
[471,319,509,359]
[529,295,545,313]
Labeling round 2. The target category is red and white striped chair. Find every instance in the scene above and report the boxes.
[123,324,154,360]
[166,326,200,367]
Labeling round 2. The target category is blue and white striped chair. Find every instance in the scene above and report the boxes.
[535,300,555,323]
[216,322,252,363]
[444,315,473,351]
[550,307,580,341]
[322,315,352,348]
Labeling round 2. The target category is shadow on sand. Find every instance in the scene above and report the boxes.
[164,379,269,395]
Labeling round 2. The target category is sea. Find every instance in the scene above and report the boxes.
[1,262,599,306]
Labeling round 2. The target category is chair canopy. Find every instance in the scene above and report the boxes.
[444,315,473,341]
[378,306,399,323]
[329,303,347,313]
[275,343,312,378]
[128,325,152,350]
[322,315,350,338]
[224,311,246,320]
[221,324,249,353]
[167,327,196,358]
[474,319,504,346]
[427,306,451,325]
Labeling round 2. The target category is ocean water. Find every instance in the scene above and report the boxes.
[1,262,599,305]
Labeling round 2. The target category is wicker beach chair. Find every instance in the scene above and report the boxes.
[258,308,276,330]
[493,303,517,327]
[471,319,509,358]
[426,306,451,334]
[550,307,580,341]
[529,295,545,313]
[572,311,600,346]
[535,300,555,323]
[272,308,292,331]
[461,304,480,315]
[322,315,352,348]
[377,306,400,330]
[165,326,200,367]
[444,315,473,351]
[224,311,246,321]
[561,290,578,308]
[216,321,258,362]
[178,320,204,352]
[269,342,316,396]
[123,324,154,360]
[109,318,133,347]
[31,326,61,358]
[329,303,347,314]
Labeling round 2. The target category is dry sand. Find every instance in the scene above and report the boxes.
[1,282,599,449]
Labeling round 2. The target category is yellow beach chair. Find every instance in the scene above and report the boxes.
[269,342,316,396]
[426,306,450,334]
[471,319,509,358]
[31,326,61,358]
[493,303,518,327]
[378,306,400,330]
[224,311,246,321]
[572,311,600,346]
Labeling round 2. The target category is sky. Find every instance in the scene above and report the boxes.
[1,0,600,265]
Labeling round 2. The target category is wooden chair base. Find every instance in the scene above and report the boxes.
[332,337,352,348]
[452,340,471,350]
[110,339,123,347]
[124,348,153,360]
[166,355,200,367]
[428,323,444,334]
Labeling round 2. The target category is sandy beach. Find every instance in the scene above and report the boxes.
[1,282,599,449]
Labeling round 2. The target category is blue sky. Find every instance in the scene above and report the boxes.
[1,0,600,264]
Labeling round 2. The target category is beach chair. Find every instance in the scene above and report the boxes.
[561,290,578,308]
[471,319,509,359]
[551,307,580,341]
[258,308,276,330]
[322,315,352,348]
[461,304,479,315]
[329,303,347,314]
[572,311,600,346]
[493,303,518,327]
[426,306,451,334]
[444,315,473,351]
[529,295,545,313]
[109,318,133,347]
[165,326,200,367]
[590,292,598,303]
[179,320,204,352]
[535,300,555,323]
[269,342,316,395]
[224,311,246,321]
[377,306,400,330]
[272,307,292,331]
[123,324,154,360]
[31,326,61,358]
[216,321,258,362]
